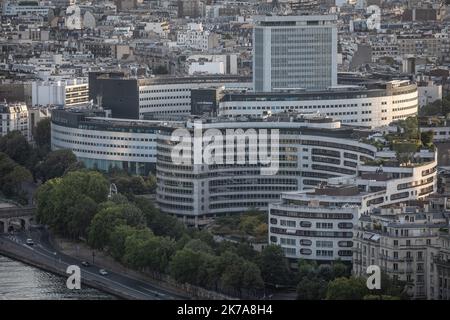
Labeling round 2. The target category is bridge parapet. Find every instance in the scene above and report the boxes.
[0,206,36,233]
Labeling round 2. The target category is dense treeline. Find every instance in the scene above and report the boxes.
[35,168,409,299]
[35,170,293,297]
[0,152,32,203]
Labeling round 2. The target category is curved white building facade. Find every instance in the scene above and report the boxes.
[268,150,437,262]
[156,114,379,226]
[219,80,418,129]
[51,109,166,175]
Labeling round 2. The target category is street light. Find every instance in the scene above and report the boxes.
[53,252,57,266]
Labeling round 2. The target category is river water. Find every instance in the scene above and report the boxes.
[0,255,115,300]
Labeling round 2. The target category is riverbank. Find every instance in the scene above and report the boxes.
[0,255,114,299]
[0,239,131,299]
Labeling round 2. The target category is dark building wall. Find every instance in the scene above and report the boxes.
[191,88,221,116]
[88,71,125,101]
[0,83,31,105]
[88,73,139,119]
[178,0,201,18]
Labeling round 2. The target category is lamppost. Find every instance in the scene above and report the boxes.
[53,252,57,266]
[92,251,95,265]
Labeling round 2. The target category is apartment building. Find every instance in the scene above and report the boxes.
[0,102,28,137]
[353,202,449,300]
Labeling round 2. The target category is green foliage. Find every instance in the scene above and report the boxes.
[297,277,327,300]
[420,130,434,146]
[36,170,109,239]
[212,210,268,240]
[123,228,175,272]
[35,149,78,182]
[110,173,156,198]
[259,244,292,286]
[419,94,450,117]
[332,261,349,279]
[135,197,186,239]
[326,277,369,300]
[397,116,419,140]
[0,131,33,167]
[109,224,139,261]
[33,118,51,150]
[220,250,264,293]
[184,239,214,255]
[170,248,213,285]
[0,152,32,201]
[88,202,145,249]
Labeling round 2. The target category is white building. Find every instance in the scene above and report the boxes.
[3,1,52,16]
[219,80,418,129]
[144,21,169,38]
[0,102,28,137]
[176,23,219,51]
[417,79,442,108]
[269,149,438,262]
[187,54,238,75]
[31,78,89,107]
[253,15,338,92]
[51,109,162,175]
[138,76,252,118]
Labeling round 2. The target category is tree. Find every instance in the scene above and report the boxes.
[88,206,127,249]
[394,142,419,165]
[297,277,327,300]
[36,170,109,238]
[421,130,434,146]
[0,131,33,167]
[297,259,318,280]
[66,195,98,239]
[218,250,263,296]
[87,202,145,249]
[317,264,334,282]
[33,118,51,150]
[0,152,32,201]
[258,245,292,286]
[35,149,77,181]
[170,248,210,285]
[123,228,176,273]
[326,277,368,300]
[135,197,186,239]
[109,224,138,261]
[332,261,349,279]
[419,100,442,116]
[122,228,155,269]
[184,239,214,255]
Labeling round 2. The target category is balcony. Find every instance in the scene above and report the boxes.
[433,256,450,266]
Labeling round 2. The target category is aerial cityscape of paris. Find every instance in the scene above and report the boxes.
[0,0,450,309]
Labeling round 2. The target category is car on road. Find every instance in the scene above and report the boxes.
[26,238,34,246]
[99,269,108,276]
[81,261,90,267]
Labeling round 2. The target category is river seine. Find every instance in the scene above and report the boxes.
[0,255,115,300]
